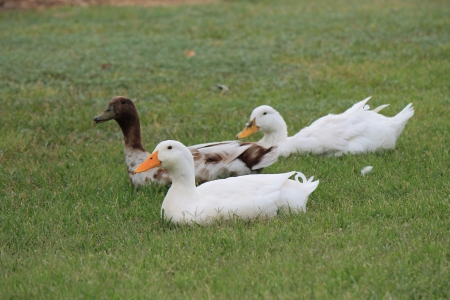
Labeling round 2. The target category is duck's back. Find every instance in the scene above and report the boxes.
[188,141,279,183]
[280,98,414,156]
[189,172,296,222]
[181,171,318,224]
[342,103,414,153]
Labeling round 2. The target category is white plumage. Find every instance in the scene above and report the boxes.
[361,166,373,176]
[134,140,319,225]
[237,97,414,157]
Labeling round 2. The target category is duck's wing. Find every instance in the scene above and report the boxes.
[188,141,279,182]
[188,141,252,164]
[236,143,279,170]
[281,97,377,155]
[188,141,240,151]
[337,100,414,152]
[285,113,365,155]
[193,172,296,221]
[285,97,413,155]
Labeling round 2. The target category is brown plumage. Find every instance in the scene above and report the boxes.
[95,96,146,152]
[237,143,276,170]
[153,168,172,183]
[205,153,225,164]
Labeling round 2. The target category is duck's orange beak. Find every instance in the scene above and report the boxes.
[236,118,260,139]
[134,151,161,174]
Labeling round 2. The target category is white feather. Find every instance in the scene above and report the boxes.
[361,166,373,176]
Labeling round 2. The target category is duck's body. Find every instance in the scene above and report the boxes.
[238,97,414,157]
[134,141,319,225]
[94,97,278,186]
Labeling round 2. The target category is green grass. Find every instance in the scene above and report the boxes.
[1,0,449,298]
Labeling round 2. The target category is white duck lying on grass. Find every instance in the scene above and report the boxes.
[134,140,319,225]
[94,96,279,187]
[237,97,414,157]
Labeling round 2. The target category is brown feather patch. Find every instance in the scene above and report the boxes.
[153,168,172,183]
[191,149,202,161]
[238,144,274,170]
[205,153,225,164]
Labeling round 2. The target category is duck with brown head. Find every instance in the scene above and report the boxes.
[95,96,171,186]
[94,96,280,187]
[95,96,145,151]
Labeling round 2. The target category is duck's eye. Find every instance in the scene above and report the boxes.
[168,146,172,150]
[121,101,126,105]
[263,112,267,115]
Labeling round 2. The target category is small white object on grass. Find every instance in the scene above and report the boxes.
[212,84,229,92]
[361,166,373,176]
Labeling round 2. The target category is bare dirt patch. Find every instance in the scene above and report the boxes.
[1,0,217,10]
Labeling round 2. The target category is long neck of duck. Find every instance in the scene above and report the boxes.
[116,117,145,152]
[258,121,289,148]
[165,159,197,199]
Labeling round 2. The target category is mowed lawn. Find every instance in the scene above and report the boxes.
[0,0,449,298]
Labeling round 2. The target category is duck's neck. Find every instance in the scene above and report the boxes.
[258,123,289,148]
[116,117,145,152]
[163,160,198,215]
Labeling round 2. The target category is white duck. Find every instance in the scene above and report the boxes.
[94,96,279,186]
[237,97,414,157]
[134,140,319,225]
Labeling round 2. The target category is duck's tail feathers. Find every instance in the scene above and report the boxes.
[372,104,390,113]
[345,96,373,115]
[294,172,319,193]
[394,103,414,123]
[389,103,414,141]
[360,96,372,105]
[354,96,372,110]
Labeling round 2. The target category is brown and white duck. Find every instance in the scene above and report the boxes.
[94,96,279,186]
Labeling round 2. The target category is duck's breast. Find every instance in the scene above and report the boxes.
[124,147,171,186]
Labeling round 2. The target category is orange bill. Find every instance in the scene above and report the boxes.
[134,151,161,174]
[236,118,260,139]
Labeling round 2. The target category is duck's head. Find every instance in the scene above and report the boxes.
[94,96,137,124]
[236,105,286,139]
[134,140,193,174]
